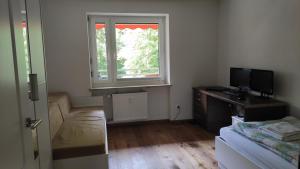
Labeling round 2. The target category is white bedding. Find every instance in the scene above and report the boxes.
[220,126,297,169]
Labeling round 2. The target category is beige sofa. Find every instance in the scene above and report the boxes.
[48,93,108,169]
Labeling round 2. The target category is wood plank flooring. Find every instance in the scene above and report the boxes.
[107,122,217,169]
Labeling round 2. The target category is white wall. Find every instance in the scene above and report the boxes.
[42,0,219,120]
[218,0,300,116]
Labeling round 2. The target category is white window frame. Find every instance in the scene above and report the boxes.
[87,13,170,88]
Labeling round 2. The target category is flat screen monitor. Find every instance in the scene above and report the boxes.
[230,68,251,89]
[250,69,274,95]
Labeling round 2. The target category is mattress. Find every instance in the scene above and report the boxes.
[52,111,106,160]
[220,126,297,169]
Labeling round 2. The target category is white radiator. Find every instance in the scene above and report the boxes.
[112,92,148,122]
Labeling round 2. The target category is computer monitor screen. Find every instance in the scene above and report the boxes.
[250,69,274,95]
[230,68,251,88]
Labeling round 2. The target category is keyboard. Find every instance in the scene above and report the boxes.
[223,90,240,96]
[223,90,247,100]
[206,86,229,92]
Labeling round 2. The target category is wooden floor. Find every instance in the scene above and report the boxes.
[107,122,217,169]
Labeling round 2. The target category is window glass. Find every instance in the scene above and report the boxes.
[115,23,160,79]
[95,23,108,80]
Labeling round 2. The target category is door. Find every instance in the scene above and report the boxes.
[10,0,41,168]
[5,0,52,168]
[24,0,53,168]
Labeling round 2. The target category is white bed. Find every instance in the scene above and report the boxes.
[215,126,297,169]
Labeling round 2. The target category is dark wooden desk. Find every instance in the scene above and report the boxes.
[193,86,288,134]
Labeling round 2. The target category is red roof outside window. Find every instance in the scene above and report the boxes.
[95,23,105,29]
[22,22,26,28]
[95,23,158,30]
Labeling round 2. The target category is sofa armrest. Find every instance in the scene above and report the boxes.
[48,92,71,119]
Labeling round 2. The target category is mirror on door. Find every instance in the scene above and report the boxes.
[20,0,39,160]
[20,0,30,83]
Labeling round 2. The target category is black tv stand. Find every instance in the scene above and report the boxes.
[193,86,288,134]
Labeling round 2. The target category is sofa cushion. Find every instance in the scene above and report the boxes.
[52,110,106,160]
[48,102,64,140]
[48,92,71,120]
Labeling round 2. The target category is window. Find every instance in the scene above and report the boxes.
[88,14,169,88]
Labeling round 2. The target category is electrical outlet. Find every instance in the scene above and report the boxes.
[174,105,182,120]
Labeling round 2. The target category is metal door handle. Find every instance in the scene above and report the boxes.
[25,118,43,129]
